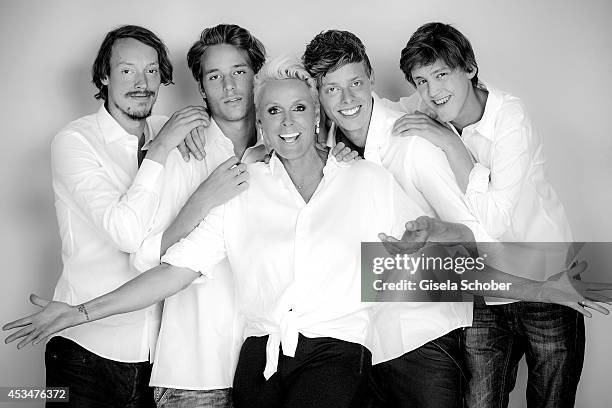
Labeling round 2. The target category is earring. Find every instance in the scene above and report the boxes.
[315,122,320,134]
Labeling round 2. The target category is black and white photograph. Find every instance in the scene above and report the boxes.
[1,0,611,407]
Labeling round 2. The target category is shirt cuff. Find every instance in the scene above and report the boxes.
[161,242,212,282]
[133,159,164,190]
[130,232,164,273]
[465,163,490,195]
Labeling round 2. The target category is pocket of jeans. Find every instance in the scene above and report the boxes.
[414,341,451,362]
[45,338,93,365]
[154,387,173,406]
[415,332,462,367]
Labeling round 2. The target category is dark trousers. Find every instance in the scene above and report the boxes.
[45,336,155,408]
[370,328,466,408]
[233,334,372,408]
[463,299,585,408]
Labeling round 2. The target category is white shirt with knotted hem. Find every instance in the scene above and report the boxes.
[161,154,424,379]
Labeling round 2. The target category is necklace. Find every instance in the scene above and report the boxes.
[293,150,327,190]
[296,177,320,190]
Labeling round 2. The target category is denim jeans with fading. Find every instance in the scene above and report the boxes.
[45,336,155,408]
[463,299,585,408]
[370,328,466,408]
[153,387,232,408]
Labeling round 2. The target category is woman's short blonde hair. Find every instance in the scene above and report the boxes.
[253,56,320,113]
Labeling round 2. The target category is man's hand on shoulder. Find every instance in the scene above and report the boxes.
[178,124,208,162]
[392,111,458,152]
[147,106,210,164]
[331,142,360,163]
[177,101,211,162]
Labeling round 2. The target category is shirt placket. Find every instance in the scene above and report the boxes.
[123,134,140,175]
[449,123,478,164]
[277,199,311,359]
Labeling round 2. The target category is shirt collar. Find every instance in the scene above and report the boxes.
[462,81,503,141]
[205,118,226,145]
[249,132,267,151]
[268,149,343,182]
[208,118,268,162]
[96,104,152,145]
[362,92,389,164]
[325,92,387,165]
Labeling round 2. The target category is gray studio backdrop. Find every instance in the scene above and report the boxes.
[1,1,610,407]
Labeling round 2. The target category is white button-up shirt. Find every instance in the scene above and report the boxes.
[133,120,267,390]
[161,155,423,379]
[453,83,572,244]
[391,85,573,296]
[450,83,573,302]
[51,105,166,362]
[329,93,494,364]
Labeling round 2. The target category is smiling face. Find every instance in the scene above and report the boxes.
[318,62,373,148]
[102,37,161,122]
[257,78,319,161]
[199,44,255,123]
[411,59,478,127]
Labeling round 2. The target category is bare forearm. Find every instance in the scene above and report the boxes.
[82,263,199,323]
[435,219,474,242]
[161,199,213,255]
[460,266,541,300]
[444,142,473,193]
[421,225,542,300]
[2,262,203,349]
[436,223,542,299]
[432,219,478,256]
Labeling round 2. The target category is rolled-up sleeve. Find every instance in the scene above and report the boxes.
[410,137,493,243]
[51,131,163,253]
[463,103,531,239]
[161,204,228,282]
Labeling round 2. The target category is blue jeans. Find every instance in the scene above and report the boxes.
[153,387,232,408]
[463,300,585,408]
[370,328,466,408]
[45,336,155,408]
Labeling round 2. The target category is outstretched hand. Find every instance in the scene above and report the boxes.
[379,216,473,256]
[539,261,612,318]
[3,294,80,349]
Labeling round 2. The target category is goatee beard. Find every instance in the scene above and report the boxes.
[125,110,152,120]
[111,101,153,121]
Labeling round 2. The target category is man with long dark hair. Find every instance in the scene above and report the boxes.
[43,25,208,407]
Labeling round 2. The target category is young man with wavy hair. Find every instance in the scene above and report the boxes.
[142,24,268,408]
[397,22,577,408]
